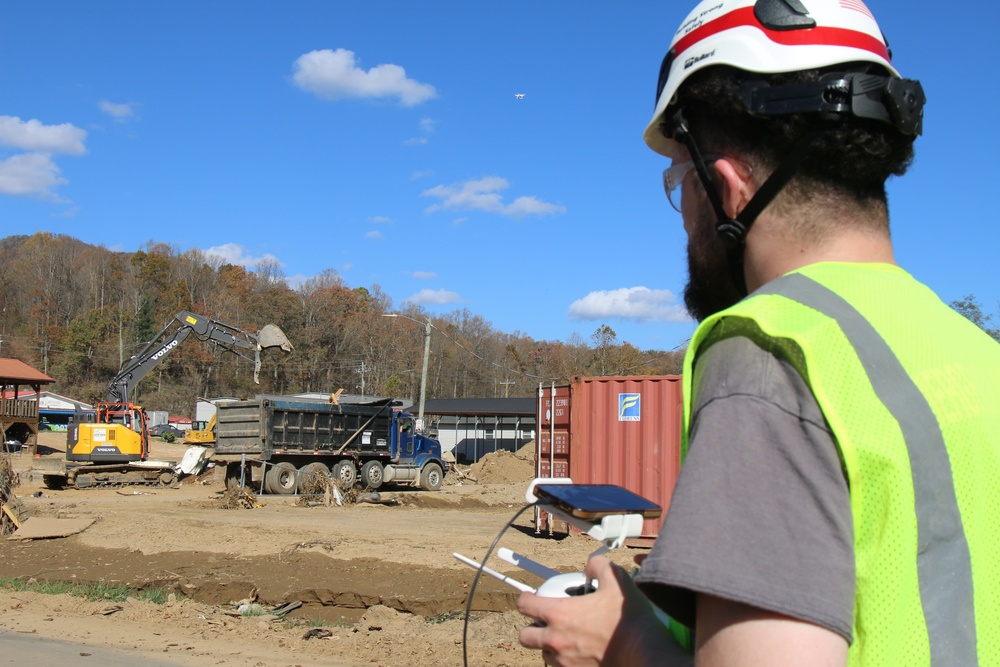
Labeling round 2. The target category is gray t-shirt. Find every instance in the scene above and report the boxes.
[634,333,856,642]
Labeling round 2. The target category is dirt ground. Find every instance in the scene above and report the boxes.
[0,433,648,666]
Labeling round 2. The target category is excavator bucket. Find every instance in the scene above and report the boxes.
[257,324,294,353]
[252,324,294,383]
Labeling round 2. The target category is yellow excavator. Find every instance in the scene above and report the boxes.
[44,311,293,489]
[184,413,216,445]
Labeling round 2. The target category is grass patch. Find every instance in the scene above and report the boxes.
[135,587,170,604]
[427,611,465,624]
[72,581,131,602]
[284,616,352,630]
[0,577,171,604]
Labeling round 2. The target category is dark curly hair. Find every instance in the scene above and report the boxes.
[668,64,918,219]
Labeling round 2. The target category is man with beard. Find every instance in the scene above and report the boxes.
[517,1,1000,666]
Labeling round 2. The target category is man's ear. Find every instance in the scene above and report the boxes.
[714,159,753,220]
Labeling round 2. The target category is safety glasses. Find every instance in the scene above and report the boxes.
[662,156,720,212]
[662,155,752,213]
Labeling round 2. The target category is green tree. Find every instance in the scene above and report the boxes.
[950,295,1000,341]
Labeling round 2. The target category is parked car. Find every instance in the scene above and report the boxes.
[149,424,183,438]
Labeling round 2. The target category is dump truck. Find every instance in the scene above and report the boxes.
[42,311,293,489]
[213,396,447,493]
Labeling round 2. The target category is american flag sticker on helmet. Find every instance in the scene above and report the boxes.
[839,0,876,22]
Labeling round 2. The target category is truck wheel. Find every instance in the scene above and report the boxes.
[266,462,298,495]
[297,462,329,493]
[419,462,443,491]
[360,461,384,489]
[299,462,329,482]
[332,460,357,489]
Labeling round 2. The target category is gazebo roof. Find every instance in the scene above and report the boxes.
[0,358,55,385]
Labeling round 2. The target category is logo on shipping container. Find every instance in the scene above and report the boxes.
[619,393,640,422]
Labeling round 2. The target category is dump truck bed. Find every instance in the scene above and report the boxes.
[214,397,395,456]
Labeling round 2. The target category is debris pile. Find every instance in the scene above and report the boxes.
[296,470,329,496]
[220,484,263,510]
[1,454,28,534]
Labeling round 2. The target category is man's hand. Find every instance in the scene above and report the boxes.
[517,556,688,667]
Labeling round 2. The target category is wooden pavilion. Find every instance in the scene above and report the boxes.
[0,358,55,456]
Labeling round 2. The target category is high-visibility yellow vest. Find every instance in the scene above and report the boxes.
[680,262,1000,665]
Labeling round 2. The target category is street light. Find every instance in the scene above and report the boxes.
[381,313,431,428]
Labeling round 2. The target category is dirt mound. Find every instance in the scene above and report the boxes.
[462,442,535,485]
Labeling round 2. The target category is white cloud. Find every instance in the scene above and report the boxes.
[0,116,87,155]
[285,273,309,290]
[204,243,280,268]
[369,216,393,224]
[0,153,68,200]
[98,100,138,122]
[411,170,434,180]
[505,196,567,217]
[365,230,384,240]
[421,176,565,219]
[404,118,435,146]
[405,289,461,306]
[292,48,437,107]
[412,271,437,280]
[53,205,80,218]
[568,287,691,323]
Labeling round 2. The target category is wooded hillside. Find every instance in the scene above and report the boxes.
[0,232,684,415]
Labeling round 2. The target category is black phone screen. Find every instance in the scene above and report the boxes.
[534,484,661,520]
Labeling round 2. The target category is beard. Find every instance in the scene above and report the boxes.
[683,208,747,322]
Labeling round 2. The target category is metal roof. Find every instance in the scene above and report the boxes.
[422,397,536,417]
[0,358,55,384]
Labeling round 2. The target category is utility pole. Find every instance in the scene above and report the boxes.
[382,313,432,430]
[419,316,430,428]
[499,379,515,398]
[357,361,370,399]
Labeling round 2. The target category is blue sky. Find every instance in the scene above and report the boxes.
[2,1,998,352]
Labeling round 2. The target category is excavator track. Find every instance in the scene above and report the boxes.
[44,465,178,490]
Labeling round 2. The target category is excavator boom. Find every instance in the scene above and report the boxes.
[108,311,293,404]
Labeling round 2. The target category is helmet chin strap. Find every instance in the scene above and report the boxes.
[671,109,822,295]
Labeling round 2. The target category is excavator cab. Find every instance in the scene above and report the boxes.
[67,402,148,463]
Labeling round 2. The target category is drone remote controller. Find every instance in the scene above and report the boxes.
[536,571,596,598]
[453,550,596,598]
[456,479,659,599]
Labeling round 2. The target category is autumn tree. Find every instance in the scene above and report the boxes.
[951,294,1000,341]
[0,232,710,414]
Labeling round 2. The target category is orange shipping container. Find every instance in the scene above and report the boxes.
[536,375,683,539]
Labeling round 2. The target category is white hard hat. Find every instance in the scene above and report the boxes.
[644,0,901,157]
